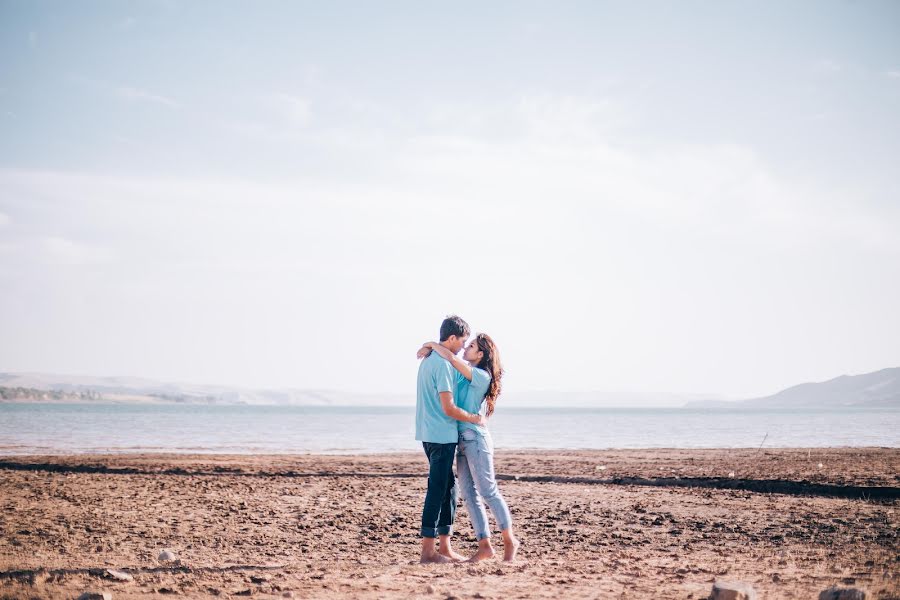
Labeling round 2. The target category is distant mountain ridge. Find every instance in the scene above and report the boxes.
[2,368,898,408]
[0,372,712,407]
[0,372,406,406]
[685,367,900,409]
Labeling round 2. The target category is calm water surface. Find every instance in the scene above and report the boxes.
[1,404,897,455]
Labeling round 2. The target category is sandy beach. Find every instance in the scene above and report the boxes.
[1,449,897,599]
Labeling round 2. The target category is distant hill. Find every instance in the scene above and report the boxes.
[0,372,407,406]
[0,372,723,407]
[685,367,900,409]
[4,369,896,408]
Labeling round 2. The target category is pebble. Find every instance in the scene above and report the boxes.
[77,593,112,600]
[425,584,436,593]
[710,580,757,600]
[105,569,133,582]
[595,465,606,471]
[158,549,177,562]
[282,593,295,599]
[819,586,866,600]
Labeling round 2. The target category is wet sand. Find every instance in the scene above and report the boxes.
[1,449,897,599]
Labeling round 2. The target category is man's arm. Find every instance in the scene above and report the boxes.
[440,392,485,425]
[425,342,473,381]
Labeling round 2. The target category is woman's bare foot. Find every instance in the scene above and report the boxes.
[420,552,452,564]
[503,536,520,562]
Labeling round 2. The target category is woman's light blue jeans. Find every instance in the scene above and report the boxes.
[456,428,512,540]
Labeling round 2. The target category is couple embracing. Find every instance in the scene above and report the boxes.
[415,315,519,564]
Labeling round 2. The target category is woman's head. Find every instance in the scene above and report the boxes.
[463,333,503,417]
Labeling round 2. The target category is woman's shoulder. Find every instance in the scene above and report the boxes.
[472,367,492,382]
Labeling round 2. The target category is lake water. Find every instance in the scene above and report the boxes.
[0,403,897,455]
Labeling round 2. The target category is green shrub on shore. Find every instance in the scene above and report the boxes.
[0,386,102,401]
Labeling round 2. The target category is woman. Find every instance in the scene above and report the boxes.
[418,333,519,562]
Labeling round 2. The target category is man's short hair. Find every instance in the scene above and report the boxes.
[439,315,470,342]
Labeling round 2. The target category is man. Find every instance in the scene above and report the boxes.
[415,314,485,563]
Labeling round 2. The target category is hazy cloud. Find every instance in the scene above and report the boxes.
[516,94,627,140]
[264,93,312,128]
[223,93,313,142]
[813,59,842,74]
[38,236,112,266]
[115,16,137,30]
[116,86,179,108]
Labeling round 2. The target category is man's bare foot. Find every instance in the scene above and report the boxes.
[503,537,520,562]
[467,546,496,562]
[420,552,452,564]
[438,549,467,562]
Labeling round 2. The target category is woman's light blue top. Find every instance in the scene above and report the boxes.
[455,366,491,436]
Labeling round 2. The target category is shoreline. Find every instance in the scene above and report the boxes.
[4,399,899,409]
[2,443,898,457]
[2,449,897,599]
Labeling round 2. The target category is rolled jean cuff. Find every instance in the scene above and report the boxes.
[475,531,490,541]
[420,527,437,538]
[437,525,452,536]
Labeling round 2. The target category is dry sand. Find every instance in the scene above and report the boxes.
[0,449,897,599]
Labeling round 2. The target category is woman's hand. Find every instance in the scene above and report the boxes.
[416,345,433,359]
[474,414,487,426]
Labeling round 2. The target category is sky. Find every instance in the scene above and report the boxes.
[1,1,899,399]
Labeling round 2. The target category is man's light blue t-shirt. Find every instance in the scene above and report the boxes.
[456,367,491,436]
[415,352,458,444]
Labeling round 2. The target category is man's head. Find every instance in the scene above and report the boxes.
[439,315,470,353]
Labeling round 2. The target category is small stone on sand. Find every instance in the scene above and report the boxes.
[710,580,757,600]
[158,549,177,562]
[77,593,112,600]
[105,569,133,582]
[819,586,866,600]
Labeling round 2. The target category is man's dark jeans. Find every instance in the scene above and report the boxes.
[421,441,458,538]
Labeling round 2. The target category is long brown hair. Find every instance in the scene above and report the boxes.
[474,333,503,417]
